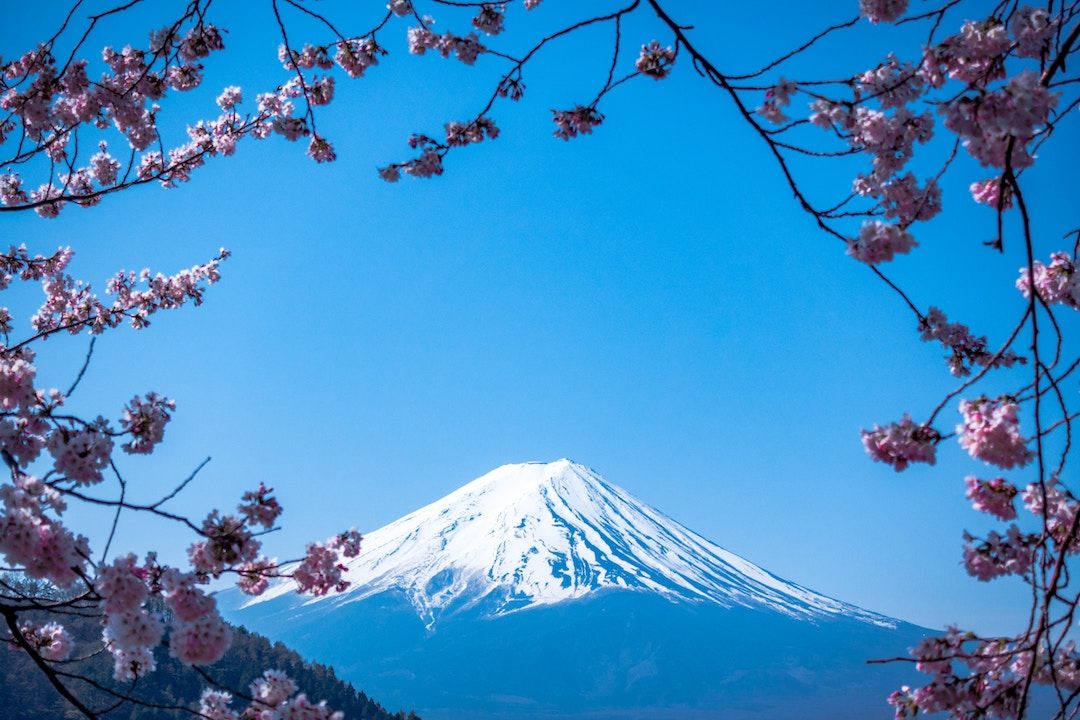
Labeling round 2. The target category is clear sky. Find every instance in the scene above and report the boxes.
[4,0,1076,635]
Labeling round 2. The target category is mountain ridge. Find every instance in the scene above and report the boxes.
[242,460,896,629]
[222,459,928,719]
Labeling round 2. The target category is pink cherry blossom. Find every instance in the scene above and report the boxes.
[859,0,908,23]
[445,117,499,146]
[756,78,795,124]
[334,38,383,78]
[293,541,349,595]
[855,172,940,225]
[388,0,413,17]
[307,135,336,163]
[216,86,242,110]
[162,569,217,622]
[918,307,1024,377]
[635,41,676,80]
[956,397,1033,470]
[858,55,924,108]
[19,620,74,661]
[239,483,283,529]
[188,511,259,577]
[378,165,402,182]
[110,646,156,681]
[46,424,114,485]
[847,221,916,265]
[408,28,485,65]
[962,525,1036,581]
[0,416,48,467]
[552,106,603,140]
[179,24,225,61]
[307,77,335,106]
[931,20,1010,86]
[0,347,37,410]
[1017,252,1080,309]
[98,554,149,614]
[861,414,939,471]
[1022,479,1079,551]
[330,528,363,558]
[472,4,506,36]
[887,685,918,718]
[1011,6,1056,59]
[911,627,968,676]
[0,173,28,206]
[964,476,1018,520]
[277,694,345,720]
[0,499,90,586]
[169,609,232,665]
[942,71,1058,170]
[104,607,165,651]
[200,690,239,720]
[89,142,121,186]
[969,177,1011,209]
[120,392,175,454]
[251,669,298,707]
[404,147,444,178]
[237,557,276,595]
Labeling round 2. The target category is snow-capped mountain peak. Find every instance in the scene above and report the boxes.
[245,460,895,628]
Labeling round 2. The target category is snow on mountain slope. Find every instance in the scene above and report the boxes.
[243,459,896,629]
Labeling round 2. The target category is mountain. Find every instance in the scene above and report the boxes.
[0,612,419,720]
[220,460,930,719]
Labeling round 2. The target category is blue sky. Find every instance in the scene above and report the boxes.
[4,0,1076,635]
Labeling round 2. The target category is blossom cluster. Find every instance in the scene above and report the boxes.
[962,525,1037,581]
[0,24,230,216]
[0,23,222,152]
[917,307,1024,378]
[0,247,231,591]
[964,476,1018,521]
[1022,479,1079,552]
[32,248,229,337]
[941,71,1058,171]
[382,21,676,180]
[0,470,89,587]
[859,0,908,24]
[857,55,924,109]
[0,3,401,217]
[969,177,1011,210]
[756,79,796,124]
[635,41,676,80]
[956,397,1033,470]
[890,605,1080,717]
[445,117,500,147]
[408,25,486,65]
[18,620,73,661]
[472,5,507,36]
[279,36,387,81]
[119,392,175,454]
[552,106,604,141]
[200,677,346,720]
[855,172,940,226]
[293,530,364,596]
[795,3,1067,281]
[1017,252,1080,309]
[860,414,939,471]
[0,245,364,710]
[847,220,916,265]
[335,38,386,79]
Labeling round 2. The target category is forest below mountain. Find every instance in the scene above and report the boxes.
[1,609,419,720]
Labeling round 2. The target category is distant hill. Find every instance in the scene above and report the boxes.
[0,613,419,720]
